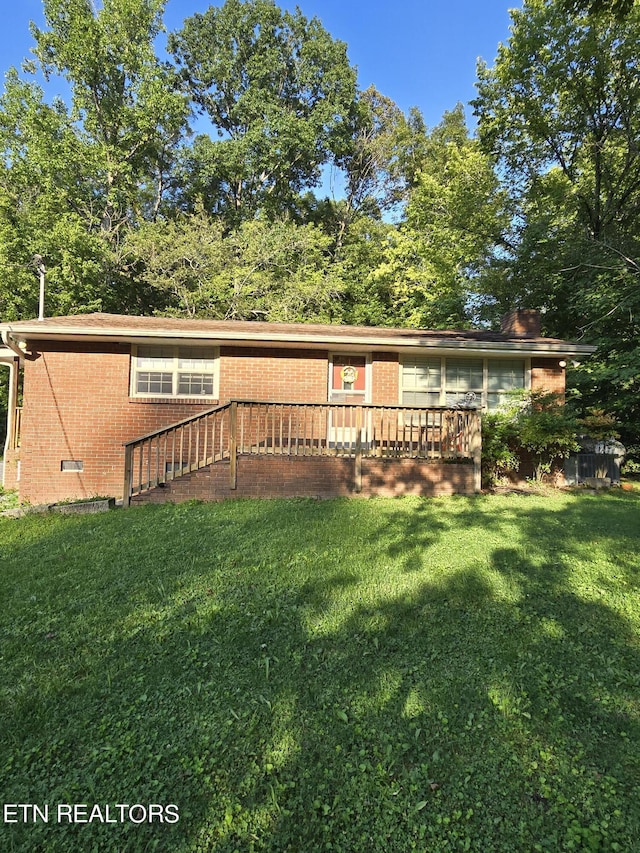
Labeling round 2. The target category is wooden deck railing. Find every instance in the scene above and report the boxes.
[123,401,481,505]
[123,403,232,504]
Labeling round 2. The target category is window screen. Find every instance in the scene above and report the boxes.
[445,358,483,406]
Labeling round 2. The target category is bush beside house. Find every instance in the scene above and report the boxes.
[482,391,581,486]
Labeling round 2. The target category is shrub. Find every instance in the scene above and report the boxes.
[482,391,580,484]
[516,392,580,480]
[481,411,520,487]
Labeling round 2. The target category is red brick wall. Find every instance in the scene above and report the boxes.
[19,342,214,504]
[17,342,331,504]
[3,449,19,491]
[530,358,565,397]
[219,346,328,402]
[132,455,476,504]
[371,352,399,404]
[501,310,542,338]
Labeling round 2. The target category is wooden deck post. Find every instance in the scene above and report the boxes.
[354,407,363,493]
[471,411,482,493]
[122,445,133,507]
[229,401,238,490]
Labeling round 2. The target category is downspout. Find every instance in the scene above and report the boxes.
[1,360,17,488]
[1,330,25,488]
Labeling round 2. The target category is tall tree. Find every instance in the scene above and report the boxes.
[0,0,189,317]
[371,106,508,328]
[168,0,357,228]
[329,86,406,253]
[124,210,346,322]
[32,0,188,238]
[474,0,640,450]
[475,0,640,248]
[0,73,111,318]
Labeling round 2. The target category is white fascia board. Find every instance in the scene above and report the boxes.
[0,323,597,358]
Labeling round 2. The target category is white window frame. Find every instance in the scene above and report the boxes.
[486,358,530,411]
[131,344,219,399]
[399,356,530,410]
[400,355,443,408]
[445,357,485,407]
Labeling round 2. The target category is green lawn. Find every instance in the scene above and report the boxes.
[1,491,639,852]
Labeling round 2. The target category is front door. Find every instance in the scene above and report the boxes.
[328,354,369,447]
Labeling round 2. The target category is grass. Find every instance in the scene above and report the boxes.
[0,487,20,511]
[0,491,639,852]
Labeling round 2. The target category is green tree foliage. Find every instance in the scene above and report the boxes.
[0,0,496,334]
[577,407,620,440]
[481,411,521,487]
[561,0,636,17]
[0,0,188,318]
[475,0,640,246]
[474,0,640,453]
[124,208,346,322]
[328,86,407,251]
[515,392,580,481]
[168,0,357,228]
[332,216,395,327]
[371,106,508,328]
[0,73,110,318]
[32,0,188,233]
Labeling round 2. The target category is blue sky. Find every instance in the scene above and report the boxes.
[0,0,521,129]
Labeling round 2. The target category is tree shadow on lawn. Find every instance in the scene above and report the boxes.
[0,493,639,851]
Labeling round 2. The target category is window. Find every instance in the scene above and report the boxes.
[445,358,483,407]
[401,358,442,406]
[487,359,525,410]
[401,356,528,410]
[132,345,218,398]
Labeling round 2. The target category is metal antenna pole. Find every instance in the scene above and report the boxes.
[33,254,46,321]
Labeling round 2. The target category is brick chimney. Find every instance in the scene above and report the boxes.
[501,309,541,338]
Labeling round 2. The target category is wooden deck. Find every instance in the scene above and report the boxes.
[123,400,482,505]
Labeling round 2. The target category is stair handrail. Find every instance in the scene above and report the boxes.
[123,402,232,505]
[123,402,230,448]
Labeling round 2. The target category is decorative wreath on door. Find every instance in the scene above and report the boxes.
[340,365,358,385]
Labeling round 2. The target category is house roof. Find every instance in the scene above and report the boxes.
[0,312,597,358]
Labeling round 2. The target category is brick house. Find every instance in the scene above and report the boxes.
[0,310,594,505]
